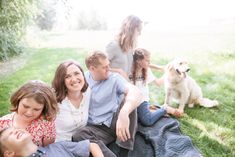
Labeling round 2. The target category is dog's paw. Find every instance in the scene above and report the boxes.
[188,103,194,108]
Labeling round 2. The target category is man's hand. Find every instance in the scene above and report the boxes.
[115,83,142,142]
[116,110,130,142]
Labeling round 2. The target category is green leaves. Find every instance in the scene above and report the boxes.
[0,0,38,61]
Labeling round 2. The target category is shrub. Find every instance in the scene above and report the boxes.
[0,0,38,61]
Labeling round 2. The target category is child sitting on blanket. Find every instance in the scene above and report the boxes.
[130,48,181,126]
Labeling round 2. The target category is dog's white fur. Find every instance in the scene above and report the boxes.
[164,58,219,113]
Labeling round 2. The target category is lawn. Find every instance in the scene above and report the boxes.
[0,30,235,157]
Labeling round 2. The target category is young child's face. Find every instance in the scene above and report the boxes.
[17,97,44,123]
[139,55,150,69]
[1,128,32,153]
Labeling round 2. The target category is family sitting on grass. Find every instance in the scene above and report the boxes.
[0,15,203,157]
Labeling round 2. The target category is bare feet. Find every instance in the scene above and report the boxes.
[163,105,182,117]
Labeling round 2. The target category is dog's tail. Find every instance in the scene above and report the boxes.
[198,98,219,107]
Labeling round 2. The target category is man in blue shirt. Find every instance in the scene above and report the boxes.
[0,127,103,157]
[72,51,142,157]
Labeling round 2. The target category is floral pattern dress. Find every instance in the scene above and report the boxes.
[0,112,56,146]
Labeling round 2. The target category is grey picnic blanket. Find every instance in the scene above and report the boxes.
[109,117,202,157]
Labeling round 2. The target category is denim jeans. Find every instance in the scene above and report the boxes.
[137,101,166,126]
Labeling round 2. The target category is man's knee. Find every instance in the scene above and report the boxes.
[72,127,93,142]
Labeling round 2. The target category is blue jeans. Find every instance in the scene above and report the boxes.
[137,101,166,126]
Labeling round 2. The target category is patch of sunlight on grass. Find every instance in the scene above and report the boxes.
[213,60,235,76]
[187,117,234,148]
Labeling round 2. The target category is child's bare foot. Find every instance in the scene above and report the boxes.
[164,105,182,117]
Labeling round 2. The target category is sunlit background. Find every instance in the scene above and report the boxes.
[53,0,235,31]
[28,0,235,56]
[1,1,235,156]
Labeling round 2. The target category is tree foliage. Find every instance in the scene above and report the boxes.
[0,0,107,61]
[0,0,38,61]
[77,10,107,30]
[35,0,58,30]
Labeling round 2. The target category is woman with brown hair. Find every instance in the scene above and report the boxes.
[106,15,163,80]
[52,60,105,157]
[52,60,90,142]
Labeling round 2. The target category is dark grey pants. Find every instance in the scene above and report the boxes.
[72,124,117,157]
[72,99,138,157]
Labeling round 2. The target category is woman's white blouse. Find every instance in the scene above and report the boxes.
[55,88,91,142]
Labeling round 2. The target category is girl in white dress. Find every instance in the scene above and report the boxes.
[130,48,181,126]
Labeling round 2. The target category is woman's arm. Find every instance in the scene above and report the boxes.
[109,68,129,80]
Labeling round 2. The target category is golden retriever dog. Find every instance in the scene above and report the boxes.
[164,58,219,115]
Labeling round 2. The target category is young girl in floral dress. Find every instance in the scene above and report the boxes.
[0,80,58,146]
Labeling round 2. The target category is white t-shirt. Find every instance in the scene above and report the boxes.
[130,68,156,102]
[55,88,91,142]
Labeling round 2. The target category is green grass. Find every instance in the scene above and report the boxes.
[1,30,235,157]
[0,47,88,116]
[149,50,235,157]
